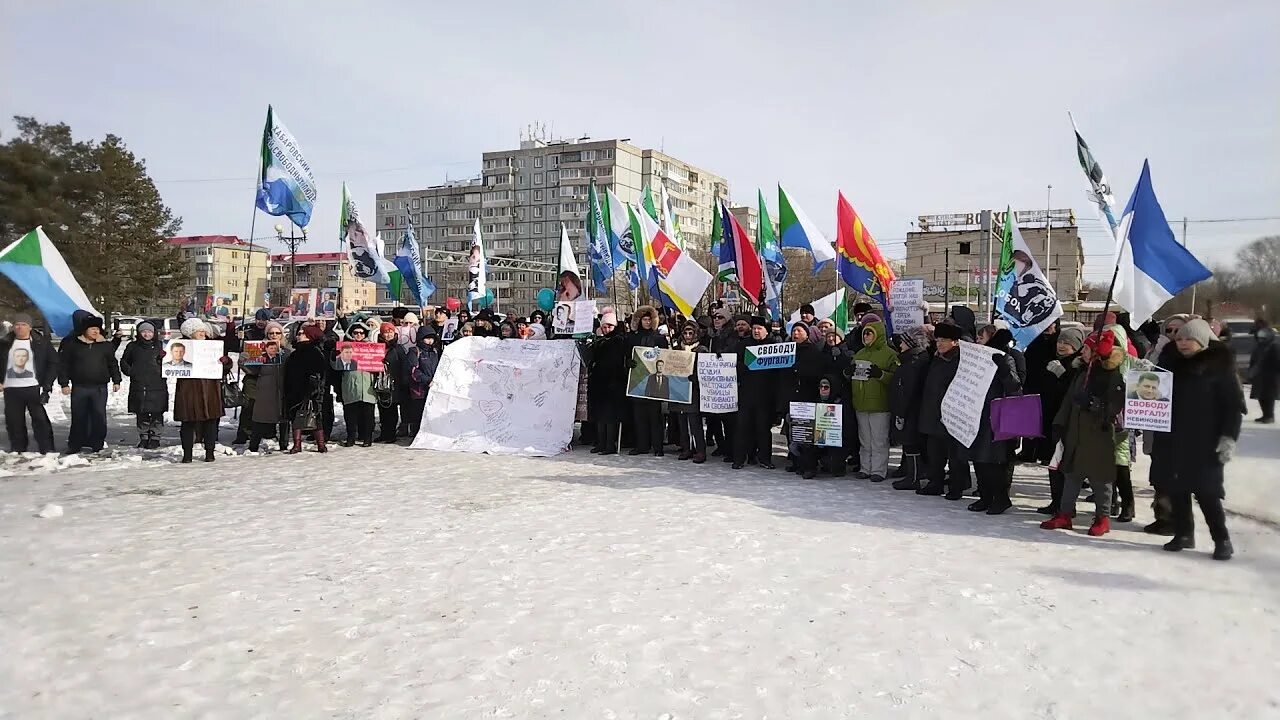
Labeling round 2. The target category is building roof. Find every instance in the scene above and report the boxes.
[269,252,344,263]
[168,235,260,248]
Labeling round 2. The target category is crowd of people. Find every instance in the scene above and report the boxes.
[2,300,1273,563]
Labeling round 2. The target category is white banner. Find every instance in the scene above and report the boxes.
[409,337,579,456]
[889,278,925,331]
[161,339,224,380]
[940,341,1002,447]
[553,300,595,336]
[697,353,738,413]
[1123,368,1172,432]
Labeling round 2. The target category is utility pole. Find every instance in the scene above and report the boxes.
[1045,184,1054,293]
[943,246,950,313]
[979,210,993,318]
[277,223,307,296]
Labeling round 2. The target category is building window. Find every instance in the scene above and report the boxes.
[533,189,543,201]
[582,150,596,161]
[465,193,480,203]
[516,191,527,202]
[517,175,525,187]
[533,173,543,185]
[411,199,420,209]
[517,158,526,169]
[548,171,558,183]
[603,149,614,159]
[534,157,543,168]
[533,207,543,218]
[533,223,543,234]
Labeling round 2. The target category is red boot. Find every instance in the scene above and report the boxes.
[314,429,328,453]
[288,429,303,454]
[1040,513,1073,530]
[1088,515,1110,537]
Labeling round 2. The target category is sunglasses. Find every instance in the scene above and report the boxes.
[267,331,283,336]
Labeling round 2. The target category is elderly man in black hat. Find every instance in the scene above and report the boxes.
[733,316,782,469]
[915,321,971,499]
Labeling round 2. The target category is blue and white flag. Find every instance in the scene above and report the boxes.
[778,183,836,273]
[994,207,1062,349]
[395,217,435,306]
[255,105,317,228]
[1113,160,1212,324]
[585,179,617,294]
[0,226,99,337]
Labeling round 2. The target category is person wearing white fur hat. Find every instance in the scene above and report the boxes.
[172,318,230,463]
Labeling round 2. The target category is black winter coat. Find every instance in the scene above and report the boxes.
[889,346,931,446]
[967,350,1023,465]
[120,336,169,415]
[588,328,630,423]
[917,347,959,437]
[58,336,121,387]
[1248,333,1279,401]
[788,342,831,403]
[1038,351,1083,457]
[1022,330,1059,395]
[1151,342,1244,497]
[282,343,330,418]
[383,339,410,404]
[0,331,57,391]
[737,338,784,411]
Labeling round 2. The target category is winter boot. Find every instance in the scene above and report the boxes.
[1163,536,1195,552]
[315,429,328,453]
[204,450,216,462]
[1144,519,1176,536]
[136,433,147,449]
[1087,515,1111,537]
[1040,513,1073,530]
[1114,467,1135,522]
[691,452,706,464]
[888,463,906,479]
[916,482,946,496]
[985,497,1013,515]
[1212,540,1234,561]
[968,498,992,512]
[288,429,304,454]
[892,454,922,491]
[678,450,692,461]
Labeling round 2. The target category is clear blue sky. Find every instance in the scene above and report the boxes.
[3,0,1277,282]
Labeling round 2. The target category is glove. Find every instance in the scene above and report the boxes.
[219,356,233,368]
[1131,358,1156,372]
[40,389,50,405]
[894,416,904,431]
[1046,360,1066,378]
[1216,437,1236,465]
[867,365,884,379]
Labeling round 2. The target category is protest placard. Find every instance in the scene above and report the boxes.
[814,403,843,447]
[889,278,925,330]
[317,288,339,320]
[789,402,816,444]
[851,359,873,381]
[1124,368,1173,432]
[553,300,595,336]
[696,353,738,413]
[627,347,696,403]
[161,339,223,379]
[208,293,233,320]
[336,341,386,372]
[745,341,796,370]
[940,341,1002,447]
[288,288,316,319]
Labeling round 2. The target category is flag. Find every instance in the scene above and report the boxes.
[604,188,639,290]
[835,191,895,322]
[709,193,724,255]
[628,203,674,310]
[394,217,436,306]
[0,227,99,337]
[788,288,847,330]
[778,184,836,272]
[1113,160,1212,324]
[467,219,487,304]
[585,179,617,294]
[255,105,317,228]
[757,189,787,319]
[659,183,682,249]
[557,223,584,300]
[631,202,712,316]
[994,206,1062,349]
[1069,112,1120,236]
[341,183,391,285]
[642,186,659,222]
[719,203,764,304]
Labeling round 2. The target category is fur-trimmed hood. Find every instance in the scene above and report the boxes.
[1165,339,1237,377]
[631,305,659,332]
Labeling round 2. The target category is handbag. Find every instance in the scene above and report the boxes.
[293,399,319,431]
[990,394,1043,441]
[220,379,243,409]
[373,369,394,408]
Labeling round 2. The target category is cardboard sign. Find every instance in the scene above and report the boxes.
[288,288,316,319]
[697,353,738,413]
[940,341,1003,447]
[745,341,796,370]
[1124,368,1172,432]
[335,342,386,372]
[626,347,696,404]
[241,340,284,366]
[161,339,223,379]
[552,300,595,336]
[789,402,843,447]
[317,288,339,320]
[889,278,925,331]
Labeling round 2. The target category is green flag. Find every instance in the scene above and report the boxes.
[709,195,723,253]
[831,288,848,332]
[642,186,659,222]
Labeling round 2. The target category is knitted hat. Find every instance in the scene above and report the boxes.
[934,323,963,341]
[254,308,272,321]
[403,312,419,325]
[136,321,155,335]
[180,317,209,339]
[265,320,284,335]
[380,322,396,336]
[1058,326,1085,352]
[12,313,33,326]
[800,303,815,315]
[300,324,325,343]
[1175,318,1215,349]
[600,311,618,327]
[859,313,882,327]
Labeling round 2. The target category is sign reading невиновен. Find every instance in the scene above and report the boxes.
[745,342,796,371]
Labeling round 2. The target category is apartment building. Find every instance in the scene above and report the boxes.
[267,252,379,315]
[375,136,729,312]
[166,235,269,315]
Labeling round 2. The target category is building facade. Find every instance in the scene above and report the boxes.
[267,252,378,315]
[375,136,729,313]
[166,235,269,316]
[903,209,1084,308]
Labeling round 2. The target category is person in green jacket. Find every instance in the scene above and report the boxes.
[333,324,379,447]
[849,319,900,481]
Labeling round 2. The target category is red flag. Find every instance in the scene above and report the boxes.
[835,191,895,300]
[726,210,764,303]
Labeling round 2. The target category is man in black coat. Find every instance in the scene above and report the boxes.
[916,322,971,499]
[588,311,629,454]
[1,313,58,453]
[58,310,121,455]
[889,325,932,490]
[708,312,750,461]
[733,316,783,469]
[1248,318,1279,423]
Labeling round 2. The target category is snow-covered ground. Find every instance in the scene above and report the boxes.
[3,388,1280,718]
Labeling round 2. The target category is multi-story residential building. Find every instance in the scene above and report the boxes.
[375,136,729,312]
[267,252,378,315]
[903,209,1085,309]
[165,235,269,316]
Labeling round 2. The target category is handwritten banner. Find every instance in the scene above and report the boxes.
[553,299,595,336]
[697,353,738,413]
[789,402,844,447]
[889,278,925,331]
[940,341,1002,447]
[336,341,386,372]
[745,341,796,370]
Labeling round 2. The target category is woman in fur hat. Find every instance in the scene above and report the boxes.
[172,318,230,462]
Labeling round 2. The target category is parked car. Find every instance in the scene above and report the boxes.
[1221,318,1257,377]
